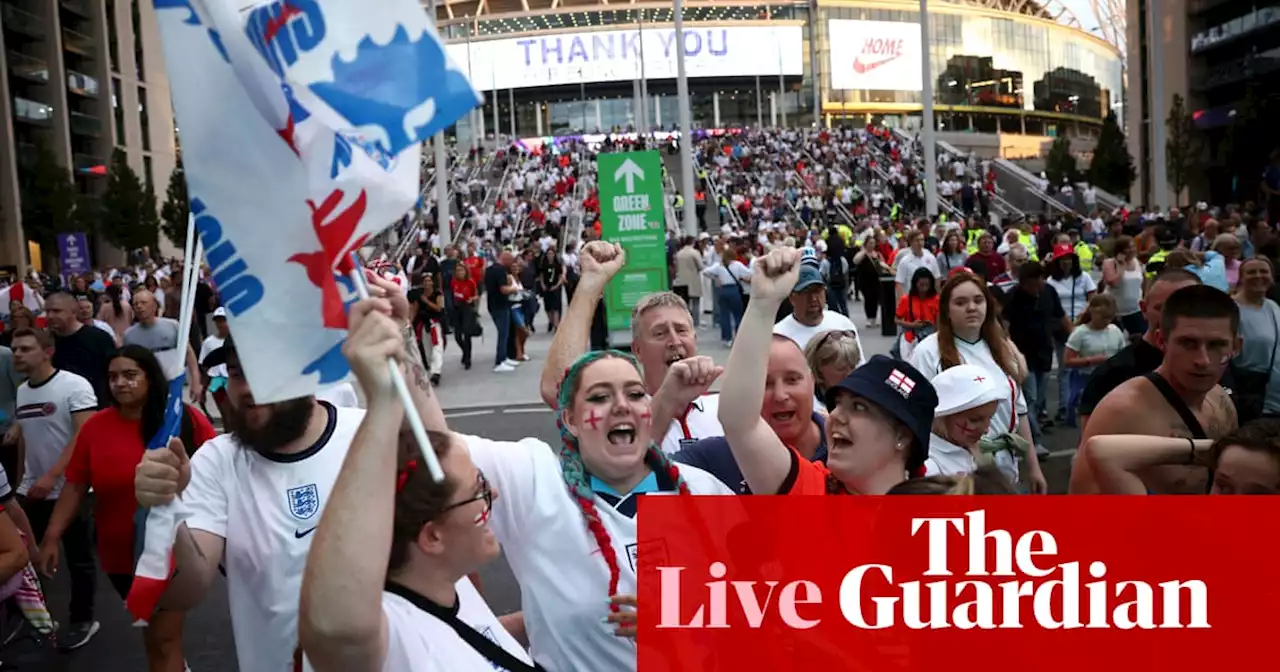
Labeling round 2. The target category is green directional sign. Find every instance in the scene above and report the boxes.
[597,150,668,333]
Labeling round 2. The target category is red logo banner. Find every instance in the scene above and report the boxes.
[636,496,1280,671]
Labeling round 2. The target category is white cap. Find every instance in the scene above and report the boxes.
[212,307,228,319]
[932,365,1006,417]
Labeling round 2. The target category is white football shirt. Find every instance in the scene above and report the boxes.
[461,433,733,672]
[183,401,363,672]
[910,334,1028,441]
[15,370,97,499]
[658,393,723,455]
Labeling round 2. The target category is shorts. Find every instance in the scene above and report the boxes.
[511,306,527,329]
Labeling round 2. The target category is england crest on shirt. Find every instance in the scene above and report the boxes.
[288,484,321,520]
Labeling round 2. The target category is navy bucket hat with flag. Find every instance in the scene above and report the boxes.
[823,355,937,473]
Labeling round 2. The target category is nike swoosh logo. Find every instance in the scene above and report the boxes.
[853,54,901,74]
[295,527,317,539]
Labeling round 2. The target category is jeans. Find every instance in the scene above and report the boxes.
[688,296,701,325]
[717,285,745,343]
[490,306,511,366]
[827,285,849,317]
[1022,370,1050,444]
[23,495,96,623]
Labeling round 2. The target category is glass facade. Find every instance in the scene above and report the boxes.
[820,7,1122,120]
[439,1,1121,138]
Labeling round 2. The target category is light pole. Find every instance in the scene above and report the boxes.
[674,0,697,233]
[429,0,450,237]
[919,0,938,217]
[1147,0,1168,210]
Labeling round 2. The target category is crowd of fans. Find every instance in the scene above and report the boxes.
[0,124,1276,671]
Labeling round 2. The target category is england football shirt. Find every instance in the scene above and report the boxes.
[15,370,97,499]
[183,401,362,672]
[461,433,733,672]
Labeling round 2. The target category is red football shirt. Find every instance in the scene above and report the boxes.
[66,405,217,574]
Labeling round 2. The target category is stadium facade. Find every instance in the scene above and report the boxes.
[431,0,1123,141]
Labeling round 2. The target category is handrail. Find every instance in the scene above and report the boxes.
[991,158,1075,217]
[694,154,743,231]
[799,148,857,227]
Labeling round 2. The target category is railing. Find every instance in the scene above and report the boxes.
[61,28,94,55]
[991,157,1075,216]
[935,139,1026,221]
[68,110,100,136]
[7,51,48,83]
[1,5,43,37]
[800,148,857,227]
[66,70,99,97]
[13,96,53,124]
[60,0,92,17]
[694,154,743,231]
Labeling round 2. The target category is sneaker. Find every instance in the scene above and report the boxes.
[57,620,100,651]
[1035,444,1051,458]
[493,363,516,372]
[429,374,441,386]
[503,359,521,367]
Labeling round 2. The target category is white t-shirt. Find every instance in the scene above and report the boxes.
[302,577,527,672]
[316,382,359,409]
[1045,273,1097,321]
[184,402,363,672]
[15,370,97,499]
[910,335,1026,440]
[199,335,227,378]
[894,249,940,286]
[460,433,733,672]
[773,311,868,365]
[659,393,723,455]
[1065,324,1127,375]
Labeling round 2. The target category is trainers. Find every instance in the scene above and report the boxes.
[503,358,521,367]
[493,363,516,373]
[57,620,100,651]
[1035,444,1051,458]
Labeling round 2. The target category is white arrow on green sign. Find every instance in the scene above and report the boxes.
[597,150,668,332]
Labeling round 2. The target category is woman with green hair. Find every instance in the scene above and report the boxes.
[460,348,731,670]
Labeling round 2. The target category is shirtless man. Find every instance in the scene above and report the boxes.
[1070,284,1239,494]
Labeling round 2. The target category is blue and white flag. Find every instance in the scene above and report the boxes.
[153,0,479,404]
[129,0,480,623]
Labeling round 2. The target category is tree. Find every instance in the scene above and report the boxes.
[1044,134,1077,188]
[160,159,189,248]
[99,148,159,252]
[1087,110,1136,196]
[1165,93,1200,204]
[17,142,76,250]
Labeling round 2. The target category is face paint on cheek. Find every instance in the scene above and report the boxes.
[639,409,652,427]
[583,409,604,432]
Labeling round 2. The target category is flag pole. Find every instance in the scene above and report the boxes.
[348,253,445,483]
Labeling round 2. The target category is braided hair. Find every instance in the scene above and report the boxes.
[555,350,691,612]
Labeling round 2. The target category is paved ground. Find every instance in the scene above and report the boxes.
[38,305,1079,670]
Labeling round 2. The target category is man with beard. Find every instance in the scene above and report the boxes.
[540,241,724,454]
[132,273,427,672]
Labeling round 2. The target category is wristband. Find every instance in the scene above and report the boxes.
[1186,437,1196,465]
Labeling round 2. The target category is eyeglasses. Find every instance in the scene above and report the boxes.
[443,470,493,526]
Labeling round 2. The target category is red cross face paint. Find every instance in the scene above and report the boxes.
[571,356,653,480]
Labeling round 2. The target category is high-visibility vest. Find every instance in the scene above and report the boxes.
[1145,248,1170,279]
[1074,241,1095,272]
[674,195,684,208]
[1018,232,1038,261]
[965,228,983,254]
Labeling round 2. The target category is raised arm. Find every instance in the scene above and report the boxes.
[539,242,625,408]
[718,248,802,495]
[300,298,403,672]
